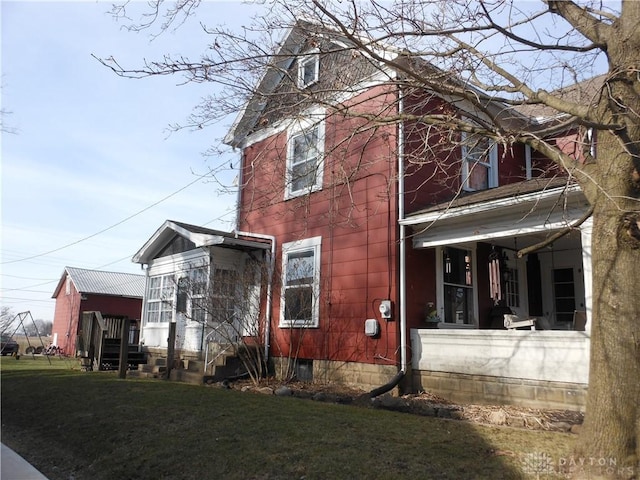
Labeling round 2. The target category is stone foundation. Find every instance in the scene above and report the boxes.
[413,369,587,411]
[271,357,399,391]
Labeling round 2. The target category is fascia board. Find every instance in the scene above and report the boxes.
[132,220,174,264]
[51,267,70,298]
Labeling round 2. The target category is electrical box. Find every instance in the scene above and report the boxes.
[365,319,379,337]
[379,300,392,319]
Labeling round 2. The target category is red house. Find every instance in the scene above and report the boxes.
[51,267,145,357]
[135,21,594,410]
[221,21,592,409]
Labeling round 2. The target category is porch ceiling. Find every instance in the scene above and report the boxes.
[403,183,590,249]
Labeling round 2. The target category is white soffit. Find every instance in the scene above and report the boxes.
[407,188,590,248]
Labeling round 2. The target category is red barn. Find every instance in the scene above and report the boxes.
[51,267,145,357]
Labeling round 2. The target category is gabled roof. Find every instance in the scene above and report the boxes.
[224,20,399,148]
[52,267,145,299]
[223,19,530,149]
[132,220,271,265]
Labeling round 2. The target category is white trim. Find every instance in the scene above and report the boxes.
[280,236,322,328]
[460,133,498,192]
[297,49,319,89]
[525,145,532,180]
[579,217,593,333]
[400,184,583,226]
[232,67,396,150]
[414,219,581,249]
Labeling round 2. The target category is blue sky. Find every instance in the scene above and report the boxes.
[1,1,263,321]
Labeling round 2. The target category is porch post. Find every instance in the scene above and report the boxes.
[580,217,593,333]
[118,318,130,379]
[166,322,176,380]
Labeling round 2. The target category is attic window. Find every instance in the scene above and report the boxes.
[297,49,319,89]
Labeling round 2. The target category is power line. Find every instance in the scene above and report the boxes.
[1,173,209,266]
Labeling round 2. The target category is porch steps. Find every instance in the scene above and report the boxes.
[128,357,167,379]
[99,339,147,371]
[128,352,248,385]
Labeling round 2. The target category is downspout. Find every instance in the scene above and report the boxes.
[234,231,276,362]
[368,86,407,398]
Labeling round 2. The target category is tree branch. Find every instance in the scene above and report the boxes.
[517,205,595,258]
[545,0,610,48]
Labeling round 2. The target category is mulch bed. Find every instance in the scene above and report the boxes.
[225,380,584,433]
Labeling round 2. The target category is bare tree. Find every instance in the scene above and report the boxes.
[103,1,639,475]
[1,307,16,334]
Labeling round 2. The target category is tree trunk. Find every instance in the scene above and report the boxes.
[574,134,640,478]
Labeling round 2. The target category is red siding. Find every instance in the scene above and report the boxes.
[239,85,401,366]
[237,79,563,371]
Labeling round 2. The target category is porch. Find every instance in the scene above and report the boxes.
[402,179,593,410]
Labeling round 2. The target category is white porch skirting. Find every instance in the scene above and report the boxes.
[410,329,590,410]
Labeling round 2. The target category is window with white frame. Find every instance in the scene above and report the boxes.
[286,115,325,197]
[281,237,321,327]
[442,247,475,325]
[461,133,498,191]
[145,274,175,323]
[297,50,319,89]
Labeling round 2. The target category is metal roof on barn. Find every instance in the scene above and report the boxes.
[52,267,145,299]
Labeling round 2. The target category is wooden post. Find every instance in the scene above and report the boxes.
[118,318,130,379]
[166,322,176,380]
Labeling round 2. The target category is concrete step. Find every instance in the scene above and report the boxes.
[169,368,204,385]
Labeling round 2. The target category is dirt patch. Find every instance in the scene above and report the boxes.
[227,380,584,433]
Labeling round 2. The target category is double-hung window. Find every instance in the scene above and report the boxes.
[297,49,319,89]
[461,133,498,191]
[286,113,325,197]
[145,274,175,323]
[281,236,321,327]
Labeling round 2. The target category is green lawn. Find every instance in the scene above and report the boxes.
[1,356,573,479]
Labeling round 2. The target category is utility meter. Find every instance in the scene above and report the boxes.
[379,300,392,319]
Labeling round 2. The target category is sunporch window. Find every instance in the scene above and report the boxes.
[211,267,238,324]
[442,247,475,325]
[189,266,208,323]
[145,274,174,323]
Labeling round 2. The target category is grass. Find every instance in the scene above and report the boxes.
[1,356,574,479]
